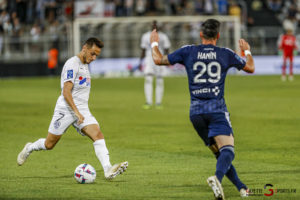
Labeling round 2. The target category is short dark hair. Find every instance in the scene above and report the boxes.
[201,19,220,39]
[84,37,104,48]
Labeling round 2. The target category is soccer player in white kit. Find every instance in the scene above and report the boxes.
[139,21,171,109]
[17,38,128,180]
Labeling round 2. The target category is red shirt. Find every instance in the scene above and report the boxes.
[278,34,297,57]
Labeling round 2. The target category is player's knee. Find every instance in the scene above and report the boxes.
[219,145,235,160]
[145,75,153,84]
[92,130,104,141]
[95,133,104,140]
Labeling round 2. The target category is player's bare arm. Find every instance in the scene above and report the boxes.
[62,81,84,124]
[239,39,255,73]
[150,29,170,65]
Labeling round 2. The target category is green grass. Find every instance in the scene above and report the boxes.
[0,75,299,199]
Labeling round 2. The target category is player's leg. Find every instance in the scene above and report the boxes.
[81,124,128,179]
[76,110,128,180]
[282,56,287,81]
[205,112,236,199]
[155,66,164,108]
[289,56,294,81]
[81,124,110,171]
[143,62,154,109]
[144,74,153,108]
[206,135,234,200]
[155,75,164,108]
[17,111,73,166]
[210,143,247,192]
[214,134,235,181]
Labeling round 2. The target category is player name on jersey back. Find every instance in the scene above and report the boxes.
[197,51,217,59]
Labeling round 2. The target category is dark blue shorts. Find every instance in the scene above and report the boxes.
[190,112,233,146]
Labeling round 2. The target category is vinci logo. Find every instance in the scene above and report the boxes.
[79,76,91,86]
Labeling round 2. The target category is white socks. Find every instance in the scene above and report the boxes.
[27,138,46,153]
[144,75,153,105]
[155,77,164,105]
[93,139,112,173]
[145,75,164,105]
[26,138,112,173]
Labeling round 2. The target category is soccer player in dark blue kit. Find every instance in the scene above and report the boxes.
[150,19,255,199]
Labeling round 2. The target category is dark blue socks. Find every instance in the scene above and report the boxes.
[213,145,247,190]
[226,164,247,190]
[215,145,235,183]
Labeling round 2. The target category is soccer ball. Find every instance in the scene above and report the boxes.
[74,163,96,184]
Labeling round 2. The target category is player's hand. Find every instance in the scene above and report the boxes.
[75,112,84,125]
[239,39,250,51]
[150,28,159,44]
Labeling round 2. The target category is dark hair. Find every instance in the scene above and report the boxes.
[84,37,104,48]
[201,19,220,39]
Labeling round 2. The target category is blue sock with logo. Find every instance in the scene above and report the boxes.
[215,145,235,183]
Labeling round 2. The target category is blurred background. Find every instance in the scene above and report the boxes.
[0,0,299,77]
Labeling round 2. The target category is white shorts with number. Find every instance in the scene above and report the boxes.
[48,108,99,136]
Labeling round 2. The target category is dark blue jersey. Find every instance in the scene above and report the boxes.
[168,44,246,115]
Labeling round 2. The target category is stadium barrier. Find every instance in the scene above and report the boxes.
[1,56,299,77]
[89,56,300,77]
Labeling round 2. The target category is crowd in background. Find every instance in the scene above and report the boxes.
[249,0,300,31]
[0,0,73,55]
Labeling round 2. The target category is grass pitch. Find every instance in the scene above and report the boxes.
[0,75,299,200]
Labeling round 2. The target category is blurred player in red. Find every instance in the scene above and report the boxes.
[278,28,298,81]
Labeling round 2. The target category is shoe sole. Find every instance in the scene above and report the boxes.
[105,161,128,180]
[207,176,225,200]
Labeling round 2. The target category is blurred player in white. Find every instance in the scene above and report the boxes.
[139,21,171,109]
[17,38,128,180]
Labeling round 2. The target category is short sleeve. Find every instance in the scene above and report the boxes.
[227,49,246,70]
[167,47,188,65]
[63,59,79,84]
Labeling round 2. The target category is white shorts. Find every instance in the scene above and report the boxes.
[48,108,99,136]
[144,59,166,77]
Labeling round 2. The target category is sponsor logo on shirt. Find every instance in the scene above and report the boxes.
[192,86,220,96]
[79,76,91,86]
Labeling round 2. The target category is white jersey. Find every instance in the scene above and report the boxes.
[55,56,91,111]
[140,31,171,67]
